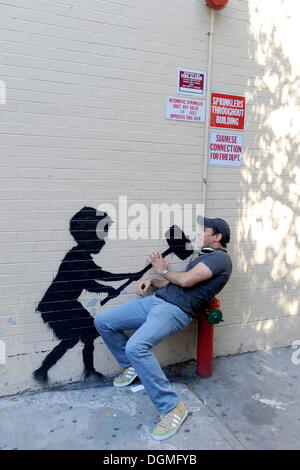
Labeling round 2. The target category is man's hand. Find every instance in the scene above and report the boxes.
[136,279,152,296]
[148,251,168,275]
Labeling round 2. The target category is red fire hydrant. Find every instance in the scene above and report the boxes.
[195,297,223,377]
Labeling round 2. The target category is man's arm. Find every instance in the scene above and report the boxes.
[148,251,213,288]
[163,262,213,288]
[151,278,169,289]
[136,277,168,296]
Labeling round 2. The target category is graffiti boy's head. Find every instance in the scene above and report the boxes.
[70,207,112,252]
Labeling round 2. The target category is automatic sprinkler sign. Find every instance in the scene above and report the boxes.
[165,68,206,123]
[166,96,205,122]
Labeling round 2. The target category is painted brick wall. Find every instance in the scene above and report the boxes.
[0,0,299,396]
[0,0,209,395]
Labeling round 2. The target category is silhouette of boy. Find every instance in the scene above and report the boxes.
[33,206,138,384]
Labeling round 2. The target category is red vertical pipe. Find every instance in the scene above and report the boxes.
[196,314,214,377]
[209,297,221,311]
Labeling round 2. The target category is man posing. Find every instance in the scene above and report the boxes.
[94,217,232,441]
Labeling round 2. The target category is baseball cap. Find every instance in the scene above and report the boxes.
[197,216,231,244]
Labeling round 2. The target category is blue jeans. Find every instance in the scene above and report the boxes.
[94,293,192,414]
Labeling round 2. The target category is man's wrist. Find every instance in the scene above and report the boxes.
[161,269,169,277]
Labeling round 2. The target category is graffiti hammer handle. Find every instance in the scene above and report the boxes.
[100,247,172,306]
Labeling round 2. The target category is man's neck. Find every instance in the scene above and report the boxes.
[202,243,227,252]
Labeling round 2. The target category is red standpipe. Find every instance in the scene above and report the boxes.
[196,297,221,377]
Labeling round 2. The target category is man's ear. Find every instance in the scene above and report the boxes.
[214,232,222,243]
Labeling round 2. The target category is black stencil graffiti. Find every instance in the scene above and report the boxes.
[33,207,139,383]
[33,206,193,384]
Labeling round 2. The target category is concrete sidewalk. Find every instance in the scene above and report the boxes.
[0,346,299,450]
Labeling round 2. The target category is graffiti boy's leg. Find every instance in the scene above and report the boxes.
[33,338,79,383]
[81,335,104,380]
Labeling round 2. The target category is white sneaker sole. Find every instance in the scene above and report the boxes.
[113,373,138,388]
[151,409,188,441]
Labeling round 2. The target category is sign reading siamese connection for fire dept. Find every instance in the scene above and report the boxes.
[209,131,243,167]
[166,96,205,122]
[210,93,246,130]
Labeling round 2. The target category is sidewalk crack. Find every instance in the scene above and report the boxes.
[177,374,248,450]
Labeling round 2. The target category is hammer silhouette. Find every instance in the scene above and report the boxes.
[101,225,194,306]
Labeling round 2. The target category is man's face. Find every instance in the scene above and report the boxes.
[197,226,219,248]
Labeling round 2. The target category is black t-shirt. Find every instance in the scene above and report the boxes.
[155,250,232,316]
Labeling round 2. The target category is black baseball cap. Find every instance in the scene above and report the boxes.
[197,216,231,244]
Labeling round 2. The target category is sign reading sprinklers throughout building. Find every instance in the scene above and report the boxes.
[210,93,246,130]
[177,68,206,96]
[209,131,243,167]
[166,97,205,122]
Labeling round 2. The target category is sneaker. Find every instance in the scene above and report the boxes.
[113,366,138,388]
[151,400,188,441]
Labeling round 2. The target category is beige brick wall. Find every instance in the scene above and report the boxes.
[206,0,300,354]
[0,0,299,396]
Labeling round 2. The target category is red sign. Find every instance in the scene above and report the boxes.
[177,68,206,96]
[210,93,246,130]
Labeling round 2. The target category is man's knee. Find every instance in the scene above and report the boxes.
[94,313,108,334]
[125,336,147,359]
[94,308,120,334]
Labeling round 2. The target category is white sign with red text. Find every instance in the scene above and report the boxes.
[208,131,243,167]
[166,96,205,122]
